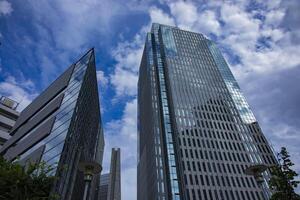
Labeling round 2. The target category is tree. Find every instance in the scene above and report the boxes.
[269,147,300,200]
[0,156,58,200]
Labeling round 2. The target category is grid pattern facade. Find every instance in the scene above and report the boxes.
[137,24,276,200]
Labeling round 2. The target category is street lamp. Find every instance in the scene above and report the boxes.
[78,161,102,200]
[245,164,268,199]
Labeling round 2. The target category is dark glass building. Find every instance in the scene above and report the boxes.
[137,24,276,200]
[0,49,105,200]
[99,148,121,200]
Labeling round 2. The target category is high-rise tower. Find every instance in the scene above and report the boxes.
[0,49,105,200]
[99,148,121,200]
[137,23,276,200]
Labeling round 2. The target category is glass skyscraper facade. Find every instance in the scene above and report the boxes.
[0,49,104,200]
[137,24,276,200]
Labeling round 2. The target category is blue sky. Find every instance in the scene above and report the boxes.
[0,0,300,199]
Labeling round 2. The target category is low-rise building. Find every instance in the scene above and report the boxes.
[0,96,19,148]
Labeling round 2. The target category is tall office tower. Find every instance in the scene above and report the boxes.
[99,148,121,200]
[0,96,19,148]
[137,23,277,200]
[0,49,105,200]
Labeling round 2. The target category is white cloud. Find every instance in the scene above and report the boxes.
[203,1,300,77]
[0,0,13,16]
[264,9,285,27]
[195,10,221,36]
[169,1,197,31]
[257,0,282,10]
[0,76,37,111]
[221,3,260,34]
[110,68,139,97]
[96,70,108,87]
[149,6,175,26]
[169,1,220,36]
[111,35,145,74]
[109,39,142,97]
[220,3,261,51]
[109,26,145,99]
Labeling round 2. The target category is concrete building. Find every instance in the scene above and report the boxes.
[99,148,121,200]
[0,96,19,148]
[137,24,276,200]
[0,49,105,200]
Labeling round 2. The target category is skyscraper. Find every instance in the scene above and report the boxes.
[137,23,276,200]
[99,148,121,200]
[0,49,105,200]
[0,96,19,148]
